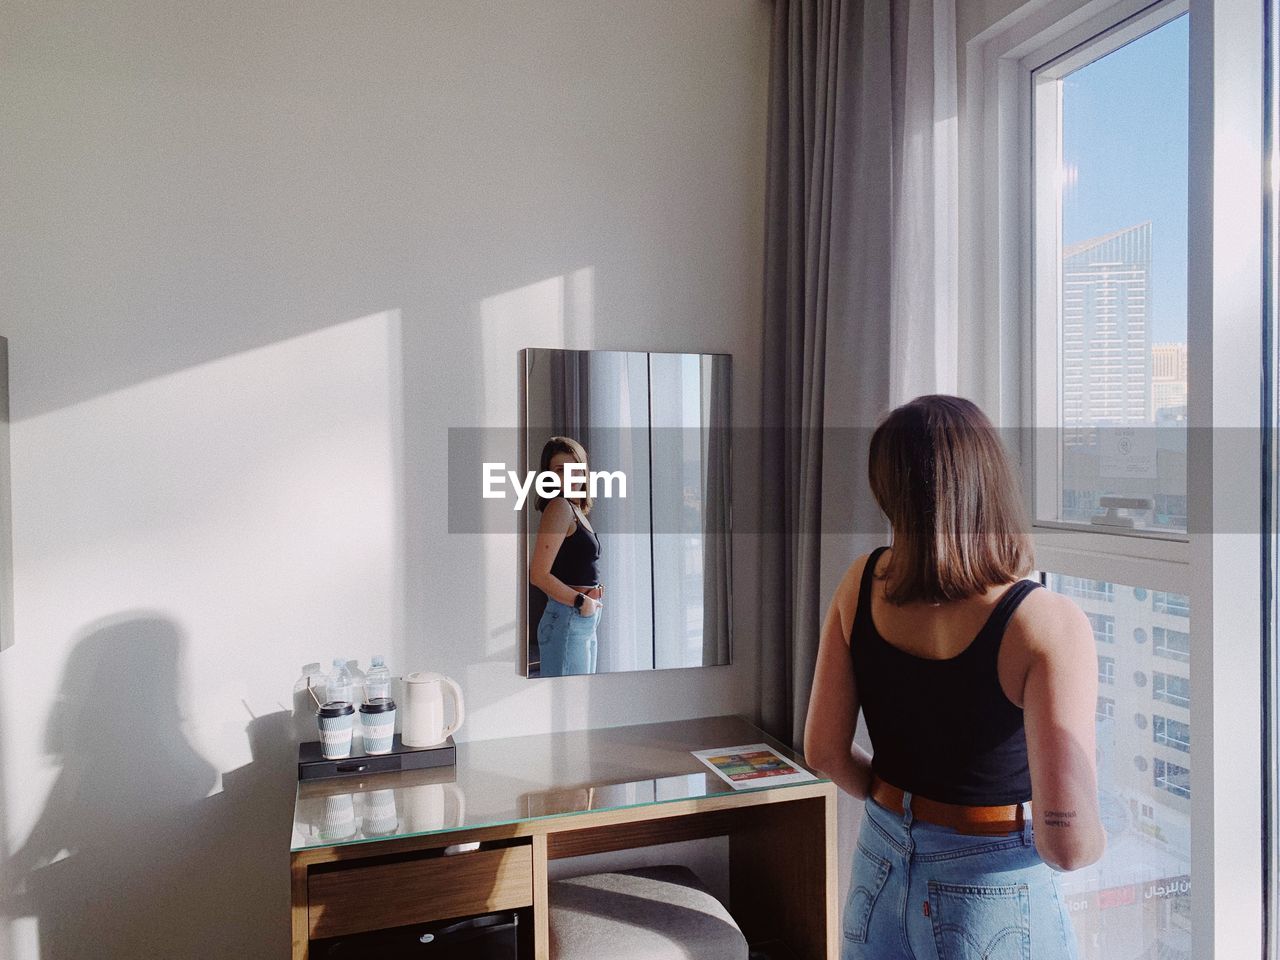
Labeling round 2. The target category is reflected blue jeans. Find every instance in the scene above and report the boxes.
[842,795,1079,960]
[537,598,600,676]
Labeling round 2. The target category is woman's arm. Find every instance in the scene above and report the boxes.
[529,499,600,612]
[803,555,874,799]
[1020,591,1107,871]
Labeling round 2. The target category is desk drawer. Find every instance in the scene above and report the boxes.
[308,844,533,940]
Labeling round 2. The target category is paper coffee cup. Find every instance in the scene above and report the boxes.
[317,701,355,759]
[359,698,396,755]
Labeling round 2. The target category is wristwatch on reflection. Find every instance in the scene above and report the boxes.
[574,592,587,612]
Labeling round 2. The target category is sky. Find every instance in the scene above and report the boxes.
[1060,13,1189,345]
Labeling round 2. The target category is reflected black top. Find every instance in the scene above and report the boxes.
[550,499,600,586]
[850,546,1040,805]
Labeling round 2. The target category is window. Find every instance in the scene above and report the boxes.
[1088,612,1116,643]
[979,0,1264,949]
[1031,10,1190,538]
[1153,715,1191,753]
[1154,493,1187,528]
[1058,576,1115,602]
[1153,626,1190,663]
[1152,591,1190,617]
[1153,671,1190,709]
[1154,757,1192,799]
[975,0,1265,947]
[1048,573,1190,959]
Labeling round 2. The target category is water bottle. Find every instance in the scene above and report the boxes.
[327,658,355,707]
[366,654,392,702]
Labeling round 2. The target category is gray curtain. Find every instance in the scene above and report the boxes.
[549,350,591,432]
[758,0,899,748]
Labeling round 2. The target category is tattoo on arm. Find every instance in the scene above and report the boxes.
[1044,809,1077,828]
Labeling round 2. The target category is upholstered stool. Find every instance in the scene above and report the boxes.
[549,864,749,960]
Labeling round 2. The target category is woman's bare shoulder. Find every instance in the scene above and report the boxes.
[539,497,575,529]
[1008,583,1094,658]
[832,551,880,644]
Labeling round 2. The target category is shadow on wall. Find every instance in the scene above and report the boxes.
[0,614,296,959]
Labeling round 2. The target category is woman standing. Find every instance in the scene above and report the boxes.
[804,395,1105,959]
[529,436,604,677]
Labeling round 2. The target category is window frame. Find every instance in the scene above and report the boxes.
[1027,0,1192,564]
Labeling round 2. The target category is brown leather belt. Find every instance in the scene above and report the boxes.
[870,776,1030,836]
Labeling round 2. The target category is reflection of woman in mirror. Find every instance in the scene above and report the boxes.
[529,436,603,677]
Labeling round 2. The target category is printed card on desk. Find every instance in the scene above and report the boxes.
[691,743,818,789]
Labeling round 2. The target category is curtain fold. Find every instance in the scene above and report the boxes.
[758,0,957,748]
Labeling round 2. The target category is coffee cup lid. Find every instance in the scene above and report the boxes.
[317,701,355,718]
[360,697,397,714]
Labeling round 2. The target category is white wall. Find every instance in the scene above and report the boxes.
[0,2,772,957]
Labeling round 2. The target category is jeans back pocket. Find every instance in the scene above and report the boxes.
[842,843,891,944]
[927,881,1031,960]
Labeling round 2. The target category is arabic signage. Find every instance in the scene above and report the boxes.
[1064,875,1191,915]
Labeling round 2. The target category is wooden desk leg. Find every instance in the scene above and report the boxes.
[291,857,309,960]
[532,833,550,960]
[729,790,839,960]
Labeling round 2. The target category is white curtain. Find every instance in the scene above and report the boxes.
[889,0,959,407]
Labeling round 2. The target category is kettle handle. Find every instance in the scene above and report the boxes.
[440,676,465,740]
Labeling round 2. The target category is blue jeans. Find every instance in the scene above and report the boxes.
[842,795,1079,960]
[537,598,600,676]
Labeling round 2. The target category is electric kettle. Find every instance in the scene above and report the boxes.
[401,671,466,748]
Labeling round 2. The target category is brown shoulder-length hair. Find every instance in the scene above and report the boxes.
[533,436,594,515]
[868,394,1033,604]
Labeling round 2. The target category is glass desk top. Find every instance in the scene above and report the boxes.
[292,713,828,852]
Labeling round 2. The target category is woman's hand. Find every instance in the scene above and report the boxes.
[577,594,601,617]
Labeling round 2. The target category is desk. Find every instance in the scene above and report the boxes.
[291,714,837,959]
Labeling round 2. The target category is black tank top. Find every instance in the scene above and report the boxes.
[549,500,601,586]
[850,545,1040,805]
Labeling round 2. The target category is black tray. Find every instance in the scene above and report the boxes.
[297,734,456,781]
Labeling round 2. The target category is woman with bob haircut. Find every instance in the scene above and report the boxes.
[805,395,1104,960]
[529,436,603,676]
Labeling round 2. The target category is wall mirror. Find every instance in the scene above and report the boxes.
[519,348,731,677]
